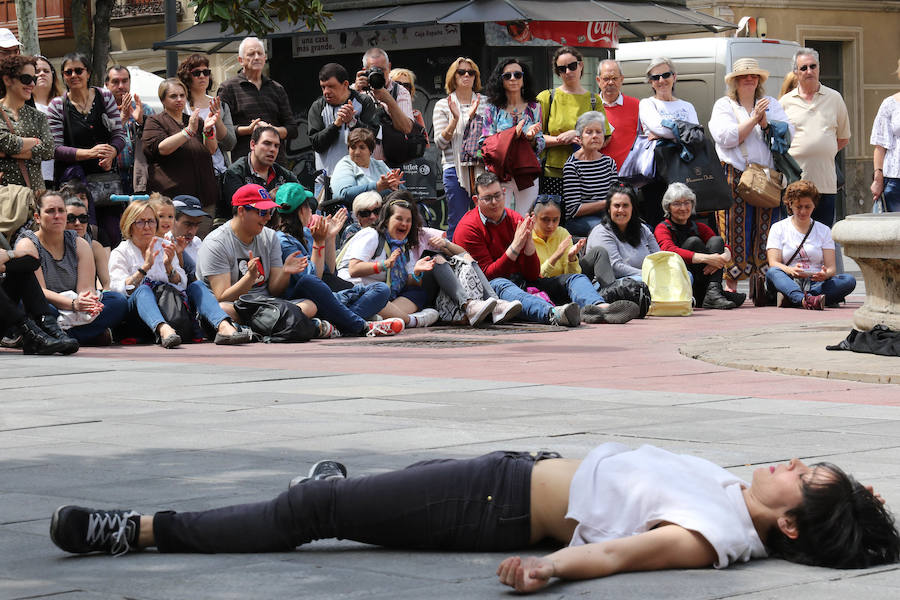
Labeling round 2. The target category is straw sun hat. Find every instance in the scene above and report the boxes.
[725,58,769,84]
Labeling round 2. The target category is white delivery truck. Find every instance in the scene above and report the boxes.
[615,37,801,124]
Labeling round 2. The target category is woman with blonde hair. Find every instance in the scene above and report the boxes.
[432,56,486,238]
[708,58,793,292]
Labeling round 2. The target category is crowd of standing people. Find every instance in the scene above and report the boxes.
[3,26,894,354]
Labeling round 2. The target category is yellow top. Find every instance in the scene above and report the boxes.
[532,226,582,277]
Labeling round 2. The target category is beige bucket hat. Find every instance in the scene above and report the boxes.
[725,58,769,84]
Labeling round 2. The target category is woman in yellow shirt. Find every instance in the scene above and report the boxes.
[530,196,638,324]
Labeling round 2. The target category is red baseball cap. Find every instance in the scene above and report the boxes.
[231,184,278,210]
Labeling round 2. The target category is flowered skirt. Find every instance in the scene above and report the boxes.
[716,162,781,281]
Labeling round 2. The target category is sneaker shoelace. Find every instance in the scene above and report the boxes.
[366,321,396,337]
[86,510,138,556]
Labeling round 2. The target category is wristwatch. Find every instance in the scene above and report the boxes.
[6,250,14,260]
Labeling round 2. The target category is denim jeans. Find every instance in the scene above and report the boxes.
[765,267,856,304]
[152,451,540,553]
[565,214,604,238]
[45,291,128,343]
[812,193,836,228]
[883,178,900,212]
[334,282,390,320]
[128,284,167,333]
[443,167,473,240]
[285,272,367,335]
[186,280,229,329]
[490,277,551,323]
[530,274,605,307]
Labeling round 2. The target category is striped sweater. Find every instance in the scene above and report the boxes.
[562,153,617,220]
[46,87,126,164]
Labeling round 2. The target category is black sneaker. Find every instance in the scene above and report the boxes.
[288,459,348,489]
[50,505,141,556]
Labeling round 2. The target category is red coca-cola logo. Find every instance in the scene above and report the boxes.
[586,21,615,44]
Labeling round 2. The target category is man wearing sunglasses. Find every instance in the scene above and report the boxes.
[780,48,850,227]
[196,184,313,324]
[105,65,154,194]
[221,126,299,222]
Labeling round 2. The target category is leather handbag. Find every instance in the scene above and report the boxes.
[737,163,783,208]
[748,272,773,307]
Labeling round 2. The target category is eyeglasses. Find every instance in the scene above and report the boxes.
[63,67,86,77]
[798,63,818,72]
[16,74,37,86]
[554,61,580,75]
[456,69,477,77]
[191,69,212,78]
[479,192,504,204]
[134,218,158,229]
[67,214,90,224]
[501,71,524,81]
[396,81,412,92]
[356,207,381,219]
[669,200,692,208]
[649,71,673,81]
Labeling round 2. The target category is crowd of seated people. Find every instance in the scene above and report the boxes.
[1,39,864,353]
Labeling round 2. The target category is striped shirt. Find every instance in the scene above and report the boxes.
[562,153,617,220]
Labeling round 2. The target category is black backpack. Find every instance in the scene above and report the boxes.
[154,283,194,340]
[599,278,652,319]
[232,294,315,343]
[379,85,427,167]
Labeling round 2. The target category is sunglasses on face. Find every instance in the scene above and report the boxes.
[456,69,477,77]
[67,213,90,224]
[798,63,818,72]
[356,207,381,219]
[396,81,412,91]
[16,74,37,85]
[248,207,271,217]
[649,71,673,81]
[63,67,86,77]
[191,69,212,78]
[501,71,524,81]
[554,61,580,75]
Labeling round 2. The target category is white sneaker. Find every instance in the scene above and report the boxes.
[492,299,522,324]
[365,318,405,337]
[411,308,439,328]
[464,298,496,326]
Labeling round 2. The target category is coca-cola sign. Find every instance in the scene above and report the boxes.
[487,21,619,48]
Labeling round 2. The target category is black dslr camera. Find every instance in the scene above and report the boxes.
[365,66,386,90]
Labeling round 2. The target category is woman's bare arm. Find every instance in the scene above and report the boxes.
[497,524,717,593]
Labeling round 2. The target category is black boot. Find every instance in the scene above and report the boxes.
[702,281,737,310]
[17,319,74,355]
[37,315,79,354]
[722,290,747,307]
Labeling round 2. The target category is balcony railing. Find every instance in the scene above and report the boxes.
[111,0,184,25]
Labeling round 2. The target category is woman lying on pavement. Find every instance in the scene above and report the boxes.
[51,443,899,593]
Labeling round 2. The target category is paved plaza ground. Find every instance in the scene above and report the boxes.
[2,279,900,599]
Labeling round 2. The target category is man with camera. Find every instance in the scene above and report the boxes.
[352,48,414,162]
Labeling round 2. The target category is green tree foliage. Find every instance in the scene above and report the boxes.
[189,0,331,36]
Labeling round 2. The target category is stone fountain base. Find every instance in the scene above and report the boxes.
[832,213,900,331]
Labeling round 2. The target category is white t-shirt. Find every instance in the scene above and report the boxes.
[337,226,444,284]
[639,97,699,139]
[766,219,833,274]
[567,443,766,569]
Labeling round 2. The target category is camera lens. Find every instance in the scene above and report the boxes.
[367,67,385,90]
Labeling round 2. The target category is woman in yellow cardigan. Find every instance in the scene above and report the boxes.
[529,196,639,324]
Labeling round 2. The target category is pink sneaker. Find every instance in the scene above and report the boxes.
[802,294,825,310]
[366,318,405,337]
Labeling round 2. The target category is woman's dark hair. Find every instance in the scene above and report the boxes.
[552,46,583,67]
[0,55,37,98]
[61,52,91,76]
[347,127,376,152]
[272,206,308,248]
[485,58,536,109]
[375,190,421,249]
[176,54,213,104]
[766,463,900,568]
[600,184,643,247]
[34,189,64,211]
[35,55,64,99]
[59,179,93,208]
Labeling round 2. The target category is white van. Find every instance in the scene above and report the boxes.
[615,37,801,124]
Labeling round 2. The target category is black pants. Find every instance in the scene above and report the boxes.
[0,256,50,333]
[681,235,726,303]
[153,451,556,554]
[580,246,616,289]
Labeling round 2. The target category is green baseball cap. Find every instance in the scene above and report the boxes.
[275,183,315,214]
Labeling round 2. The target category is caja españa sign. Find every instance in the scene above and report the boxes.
[487,21,619,48]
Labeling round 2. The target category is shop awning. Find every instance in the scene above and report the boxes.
[153,0,735,53]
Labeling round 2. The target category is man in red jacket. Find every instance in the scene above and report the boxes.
[597,59,640,169]
[453,173,581,326]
